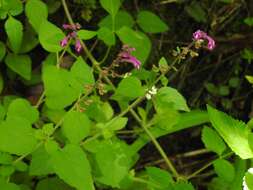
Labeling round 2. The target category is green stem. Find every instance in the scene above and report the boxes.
[186,152,233,180]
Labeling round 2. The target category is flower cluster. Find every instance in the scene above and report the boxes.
[60,23,82,53]
[117,45,141,69]
[193,30,215,50]
[145,86,158,100]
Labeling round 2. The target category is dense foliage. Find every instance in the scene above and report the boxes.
[0,0,253,189]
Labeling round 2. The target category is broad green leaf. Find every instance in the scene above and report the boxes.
[25,0,48,33]
[91,139,132,187]
[0,165,15,176]
[7,98,39,124]
[0,178,20,190]
[42,65,80,109]
[201,126,226,155]
[243,168,253,190]
[218,85,230,96]
[97,27,115,46]
[229,158,247,190]
[77,29,97,40]
[19,25,39,53]
[39,21,64,52]
[0,117,38,155]
[228,77,240,88]
[5,53,32,80]
[5,16,23,53]
[0,0,23,19]
[155,87,190,112]
[112,76,145,102]
[0,152,12,164]
[244,17,253,27]
[70,57,95,87]
[62,111,91,144]
[99,11,134,31]
[106,117,128,131]
[137,11,169,33]
[213,159,235,182]
[116,26,151,63]
[208,177,229,190]
[29,147,54,176]
[241,48,253,63]
[99,0,121,17]
[246,75,253,84]
[146,167,173,189]
[50,144,94,190]
[185,2,207,23]
[173,181,195,190]
[0,41,6,61]
[207,105,253,159]
[35,177,73,190]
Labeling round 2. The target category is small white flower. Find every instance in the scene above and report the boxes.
[145,93,152,100]
[149,86,158,95]
[145,86,158,100]
[242,168,253,190]
[248,168,253,174]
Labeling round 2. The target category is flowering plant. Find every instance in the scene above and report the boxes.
[0,0,252,190]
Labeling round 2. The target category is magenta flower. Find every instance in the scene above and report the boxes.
[193,30,216,50]
[60,23,82,53]
[60,36,69,47]
[118,45,141,69]
[75,40,82,53]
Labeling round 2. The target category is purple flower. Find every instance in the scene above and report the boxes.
[60,36,69,47]
[75,40,82,53]
[60,23,82,53]
[118,45,141,69]
[193,30,216,50]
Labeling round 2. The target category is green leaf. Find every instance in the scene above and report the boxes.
[0,178,20,190]
[207,105,253,159]
[77,30,97,40]
[173,181,195,190]
[244,169,253,190]
[42,65,80,109]
[7,98,39,124]
[185,2,207,23]
[29,146,54,176]
[99,0,121,17]
[0,152,13,164]
[155,87,190,112]
[62,111,91,144]
[0,41,6,61]
[50,144,94,190]
[98,11,134,31]
[213,159,235,182]
[39,21,64,52]
[228,77,240,88]
[91,139,132,187]
[19,25,39,53]
[36,177,73,190]
[97,27,116,46]
[201,126,226,155]
[137,10,169,33]
[242,48,253,63]
[106,117,128,131]
[5,53,32,80]
[208,177,229,190]
[112,76,145,102]
[116,26,151,63]
[218,85,230,96]
[0,117,38,155]
[5,16,23,53]
[25,0,48,33]
[70,56,95,87]
[146,167,173,189]
[244,17,253,27]
[246,75,253,84]
[0,0,23,19]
